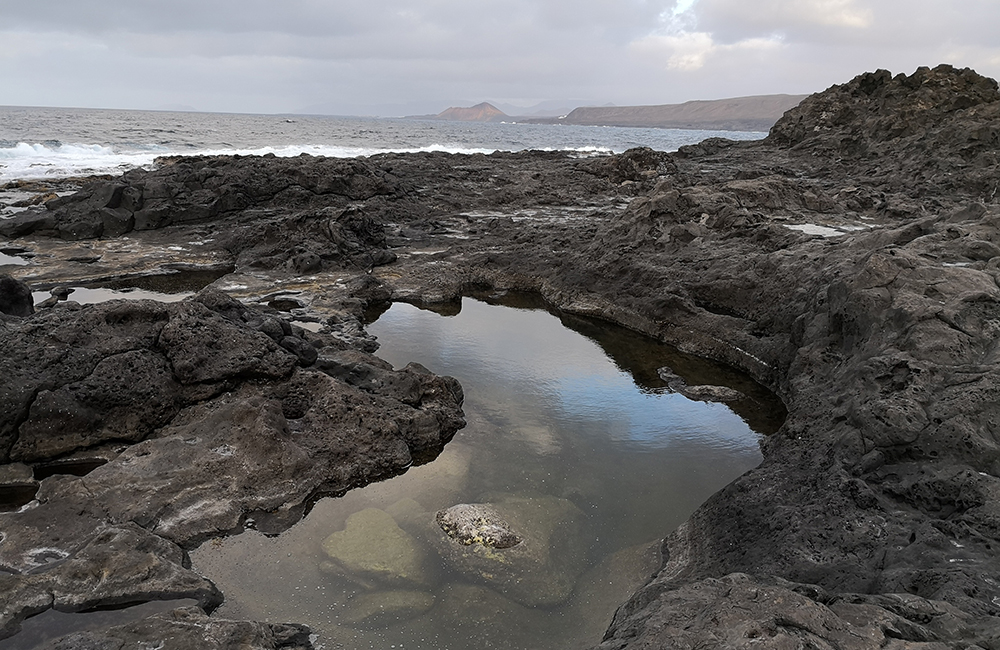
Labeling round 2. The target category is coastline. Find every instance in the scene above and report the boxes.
[2,64,1000,648]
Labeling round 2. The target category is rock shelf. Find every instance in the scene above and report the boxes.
[3,64,1000,647]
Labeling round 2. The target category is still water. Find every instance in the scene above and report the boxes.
[192,296,778,650]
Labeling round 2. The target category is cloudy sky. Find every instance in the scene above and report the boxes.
[2,0,999,116]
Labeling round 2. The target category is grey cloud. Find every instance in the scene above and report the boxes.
[693,0,1000,48]
[1,0,997,115]
[2,0,668,41]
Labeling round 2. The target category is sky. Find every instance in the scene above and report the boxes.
[2,0,999,116]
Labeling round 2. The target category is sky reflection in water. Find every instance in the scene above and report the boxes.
[190,297,772,650]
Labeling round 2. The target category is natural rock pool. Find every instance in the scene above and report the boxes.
[191,294,783,650]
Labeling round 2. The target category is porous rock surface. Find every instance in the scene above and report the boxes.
[0,290,464,641]
[2,63,1000,647]
[40,606,312,650]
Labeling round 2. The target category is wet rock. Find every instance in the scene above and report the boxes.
[431,495,587,607]
[436,503,522,549]
[0,517,222,639]
[0,274,33,317]
[321,508,433,588]
[42,605,312,650]
[657,366,747,403]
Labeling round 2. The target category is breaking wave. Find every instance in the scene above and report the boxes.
[0,142,618,183]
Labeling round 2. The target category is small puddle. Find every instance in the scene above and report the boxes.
[192,296,784,649]
[0,485,38,512]
[0,252,30,266]
[31,286,194,306]
[29,267,232,307]
[32,459,108,481]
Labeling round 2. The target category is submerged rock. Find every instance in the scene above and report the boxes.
[339,589,436,628]
[431,495,587,607]
[321,508,433,588]
[434,582,549,644]
[657,366,747,403]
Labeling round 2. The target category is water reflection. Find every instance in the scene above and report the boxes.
[192,297,780,650]
[31,286,193,306]
[0,252,29,266]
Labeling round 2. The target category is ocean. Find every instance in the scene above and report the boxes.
[0,105,765,183]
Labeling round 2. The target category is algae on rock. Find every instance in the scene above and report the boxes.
[432,495,587,607]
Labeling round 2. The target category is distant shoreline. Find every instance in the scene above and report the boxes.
[407,94,807,133]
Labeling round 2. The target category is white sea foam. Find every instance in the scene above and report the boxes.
[0,142,163,182]
[0,107,762,183]
[0,141,519,182]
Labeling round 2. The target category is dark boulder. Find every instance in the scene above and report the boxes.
[0,275,33,317]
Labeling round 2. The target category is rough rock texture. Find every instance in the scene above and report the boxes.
[4,63,1000,648]
[436,503,523,549]
[0,291,464,640]
[41,606,312,650]
[0,274,33,317]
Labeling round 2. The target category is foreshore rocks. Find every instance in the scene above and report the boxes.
[41,606,313,650]
[0,290,464,640]
[2,63,1000,647]
[0,274,33,317]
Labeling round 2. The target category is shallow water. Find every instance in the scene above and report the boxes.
[0,600,199,649]
[27,268,231,306]
[192,297,777,650]
[30,285,193,306]
[0,252,29,266]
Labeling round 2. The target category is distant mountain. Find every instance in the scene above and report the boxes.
[490,99,607,118]
[407,102,509,122]
[525,94,809,132]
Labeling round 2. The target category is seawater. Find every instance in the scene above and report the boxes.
[191,297,774,650]
[0,105,765,182]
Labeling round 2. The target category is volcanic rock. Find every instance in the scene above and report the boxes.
[0,288,464,639]
[3,62,1000,650]
[41,605,312,650]
[0,274,33,317]
[436,503,522,549]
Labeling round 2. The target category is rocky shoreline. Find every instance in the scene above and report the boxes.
[3,63,1000,647]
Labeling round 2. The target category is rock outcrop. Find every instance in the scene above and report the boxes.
[40,606,312,650]
[3,63,1000,649]
[0,274,32,317]
[0,290,464,640]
